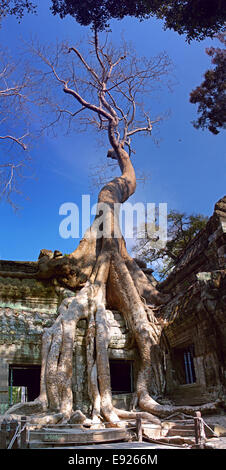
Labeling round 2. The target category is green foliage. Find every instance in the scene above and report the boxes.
[50,0,226,41]
[190,33,226,134]
[9,386,27,404]
[0,0,36,19]
[133,210,208,279]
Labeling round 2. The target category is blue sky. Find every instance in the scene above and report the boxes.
[0,1,225,262]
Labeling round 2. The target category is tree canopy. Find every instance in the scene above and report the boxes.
[1,1,224,41]
[50,0,226,41]
[190,33,226,135]
[133,210,208,279]
[0,0,36,19]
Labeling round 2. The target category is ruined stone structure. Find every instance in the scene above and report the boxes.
[0,196,225,415]
[160,196,226,406]
[0,271,139,415]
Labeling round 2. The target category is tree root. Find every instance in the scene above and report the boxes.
[2,144,221,429]
[2,255,221,429]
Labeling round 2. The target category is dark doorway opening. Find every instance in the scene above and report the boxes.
[183,348,196,384]
[172,345,196,385]
[9,365,41,403]
[109,360,133,394]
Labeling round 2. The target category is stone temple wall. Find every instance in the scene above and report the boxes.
[0,277,58,412]
[0,272,138,414]
[0,196,225,412]
[159,196,226,405]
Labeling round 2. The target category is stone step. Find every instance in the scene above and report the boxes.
[167,428,194,437]
[163,422,215,439]
[164,422,194,430]
[174,425,194,431]
[144,435,195,446]
[161,418,218,440]
[161,436,195,446]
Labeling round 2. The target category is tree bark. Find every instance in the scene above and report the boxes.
[3,143,220,425]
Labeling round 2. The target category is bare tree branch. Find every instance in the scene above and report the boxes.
[0,49,35,208]
[63,82,113,121]
[0,133,28,149]
[32,32,172,158]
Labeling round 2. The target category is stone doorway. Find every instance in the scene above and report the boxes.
[183,348,196,384]
[172,345,196,385]
[9,365,41,404]
[109,360,134,394]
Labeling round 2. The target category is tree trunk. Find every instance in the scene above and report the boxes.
[3,144,219,425]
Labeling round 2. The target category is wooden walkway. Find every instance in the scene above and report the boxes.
[2,412,221,449]
[28,426,184,449]
[32,441,183,450]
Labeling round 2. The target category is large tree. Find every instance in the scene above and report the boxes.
[133,210,208,279]
[50,1,226,139]
[5,32,218,426]
[1,2,224,209]
[190,33,226,135]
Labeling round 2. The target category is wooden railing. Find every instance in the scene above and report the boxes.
[0,416,27,449]
[0,411,218,449]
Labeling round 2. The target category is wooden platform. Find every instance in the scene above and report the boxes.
[39,441,183,449]
[28,427,131,448]
[28,423,188,449]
